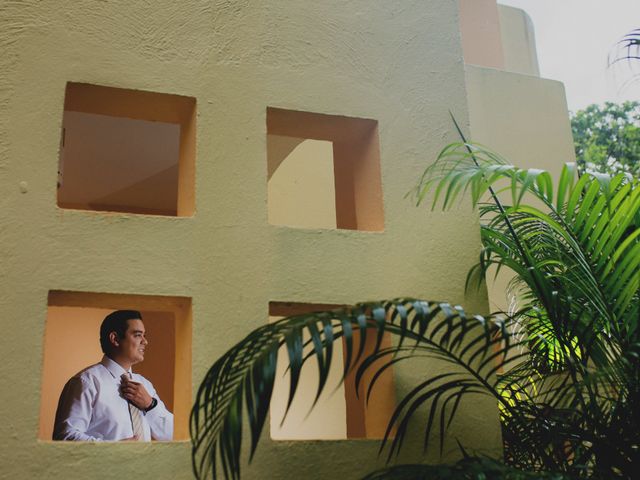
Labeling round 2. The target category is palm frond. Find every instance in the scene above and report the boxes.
[608,28,640,87]
[193,139,640,480]
[412,143,640,476]
[414,143,639,345]
[190,300,523,480]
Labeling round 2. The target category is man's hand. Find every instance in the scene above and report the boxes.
[120,374,153,410]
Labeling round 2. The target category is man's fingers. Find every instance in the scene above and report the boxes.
[120,375,140,384]
[122,391,143,402]
[122,380,141,387]
[120,378,150,409]
[121,385,142,393]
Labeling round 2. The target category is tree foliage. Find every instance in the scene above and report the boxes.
[571,101,640,177]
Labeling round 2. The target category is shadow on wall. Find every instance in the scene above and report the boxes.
[57,82,196,217]
[266,107,384,232]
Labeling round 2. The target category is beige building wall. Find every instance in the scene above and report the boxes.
[466,67,574,180]
[459,1,539,76]
[460,0,575,314]
[0,1,502,479]
[458,0,505,69]
[466,67,576,314]
[58,112,180,215]
[267,137,337,229]
[498,5,540,76]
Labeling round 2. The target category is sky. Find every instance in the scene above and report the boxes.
[498,0,640,112]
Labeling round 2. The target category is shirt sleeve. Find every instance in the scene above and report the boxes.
[53,376,103,441]
[142,380,174,441]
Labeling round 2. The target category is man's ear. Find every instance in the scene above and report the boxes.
[108,331,119,348]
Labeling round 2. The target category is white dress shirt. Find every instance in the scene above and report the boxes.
[53,356,173,441]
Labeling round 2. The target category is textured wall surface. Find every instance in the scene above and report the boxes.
[466,66,574,178]
[0,1,501,478]
[466,65,576,313]
[498,6,540,76]
[458,0,505,69]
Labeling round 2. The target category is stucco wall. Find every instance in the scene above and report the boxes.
[498,6,540,76]
[458,0,505,69]
[466,66,574,179]
[0,1,500,478]
[465,65,576,313]
[267,137,337,229]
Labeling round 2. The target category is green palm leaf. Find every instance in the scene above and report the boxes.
[190,301,525,480]
[192,139,639,479]
[414,142,639,349]
[412,142,639,476]
[608,28,640,87]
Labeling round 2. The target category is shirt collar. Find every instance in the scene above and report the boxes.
[100,355,132,379]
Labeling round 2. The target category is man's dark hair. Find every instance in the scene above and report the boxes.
[99,310,143,354]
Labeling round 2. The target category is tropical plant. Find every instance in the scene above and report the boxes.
[571,101,640,177]
[190,140,640,479]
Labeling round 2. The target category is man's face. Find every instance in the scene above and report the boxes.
[113,319,148,366]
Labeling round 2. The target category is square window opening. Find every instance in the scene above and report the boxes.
[57,83,196,216]
[267,108,384,231]
[268,301,395,441]
[40,291,192,441]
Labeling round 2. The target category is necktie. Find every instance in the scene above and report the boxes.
[124,372,144,441]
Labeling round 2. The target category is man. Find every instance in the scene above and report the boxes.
[53,310,173,441]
